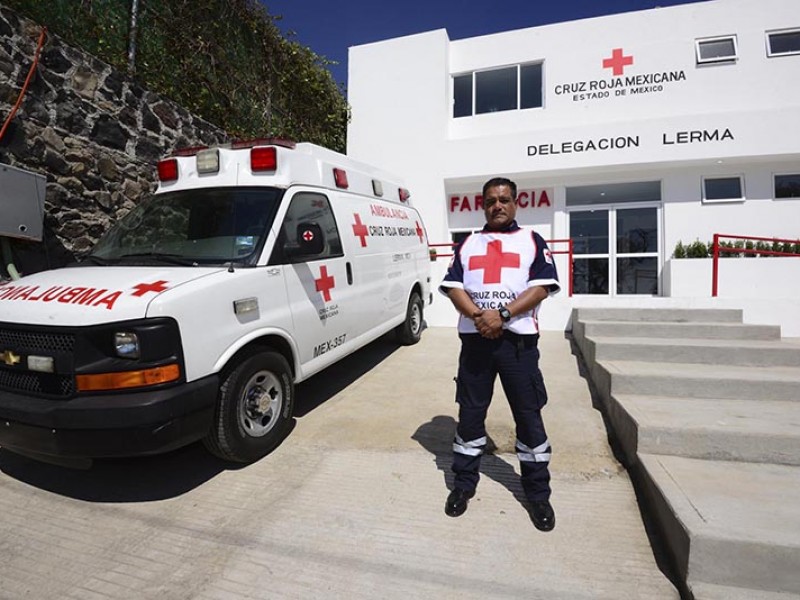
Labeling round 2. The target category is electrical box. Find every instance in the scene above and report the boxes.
[0,163,46,242]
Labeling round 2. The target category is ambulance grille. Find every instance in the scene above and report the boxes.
[0,369,75,397]
[0,326,76,397]
[0,328,75,353]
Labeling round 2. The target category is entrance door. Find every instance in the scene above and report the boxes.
[567,181,661,296]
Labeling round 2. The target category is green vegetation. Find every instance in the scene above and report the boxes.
[672,239,800,258]
[7,0,349,152]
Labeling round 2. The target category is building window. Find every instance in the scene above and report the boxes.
[476,67,517,113]
[767,29,800,57]
[775,174,800,199]
[452,63,543,118]
[703,176,744,203]
[695,35,737,64]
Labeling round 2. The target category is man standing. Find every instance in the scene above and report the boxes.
[439,177,560,531]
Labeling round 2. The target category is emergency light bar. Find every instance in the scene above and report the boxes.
[333,168,349,189]
[157,158,178,182]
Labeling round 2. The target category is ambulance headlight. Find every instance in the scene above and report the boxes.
[114,332,140,359]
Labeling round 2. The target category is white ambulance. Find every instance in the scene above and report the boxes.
[0,139,431,465]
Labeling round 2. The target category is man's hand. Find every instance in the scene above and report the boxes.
[474,309,503,339]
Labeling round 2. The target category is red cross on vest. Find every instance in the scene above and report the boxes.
[602,48,633,76]
[315,266,335,302]
[468,240,520,284]
[352,214,368,247]
[131,280,169,297]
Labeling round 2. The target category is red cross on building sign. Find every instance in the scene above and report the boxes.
[603,48,633,76]
[315,265,335,302]
[352,214,369,247]
[468,240,520,284]
[131,280,169,297]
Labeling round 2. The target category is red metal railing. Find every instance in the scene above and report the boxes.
[429,238,574,296]
[711,233,800,297]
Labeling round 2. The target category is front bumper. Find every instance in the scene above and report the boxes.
[0,376,219,458]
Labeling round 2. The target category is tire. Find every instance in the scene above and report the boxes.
[395,291,424,345]
[203,349,294,463]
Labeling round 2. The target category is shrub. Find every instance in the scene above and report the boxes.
[685,239,709,258]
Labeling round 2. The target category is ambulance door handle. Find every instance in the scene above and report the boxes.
[346,262,353,285]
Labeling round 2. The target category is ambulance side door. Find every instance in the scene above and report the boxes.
[268,189,362,377]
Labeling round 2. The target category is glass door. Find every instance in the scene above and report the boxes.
[616,207,658,294]
[569,204,660,295]
[571,209,609,294]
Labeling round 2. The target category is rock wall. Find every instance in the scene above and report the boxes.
[0,5,227,273]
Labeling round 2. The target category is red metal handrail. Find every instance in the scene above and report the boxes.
[711,233,800,297]
[429,238,574,296]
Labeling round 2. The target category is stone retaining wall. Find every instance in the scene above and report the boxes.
[0,4,227,273]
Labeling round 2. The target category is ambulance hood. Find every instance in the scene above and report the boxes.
[0,266,226,326]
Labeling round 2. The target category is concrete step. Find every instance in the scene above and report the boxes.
[638,454,800,595]
[608,395,800,465]
[579,320,781,341]
[594,360,800,401]
[691,582,800,599]
[585,336,800,367]
[573,307,744,323]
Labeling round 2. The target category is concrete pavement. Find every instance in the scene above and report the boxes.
[0,327,677,599]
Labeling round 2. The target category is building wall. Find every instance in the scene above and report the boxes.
[348,0,800,331]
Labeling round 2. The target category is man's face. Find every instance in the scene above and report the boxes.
[483,185,517,230]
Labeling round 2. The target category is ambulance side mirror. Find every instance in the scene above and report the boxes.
[296,222,324,256]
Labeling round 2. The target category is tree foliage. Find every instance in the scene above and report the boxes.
[6,0,349,152]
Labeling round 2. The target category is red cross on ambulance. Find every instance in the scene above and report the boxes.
[352,214,369,247]
[131,280,169,297]
[314,266,335,302]
[468,240,520,284]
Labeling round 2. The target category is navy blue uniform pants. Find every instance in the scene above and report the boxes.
[452,332,552,502]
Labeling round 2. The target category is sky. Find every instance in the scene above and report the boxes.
[260,0,711,89]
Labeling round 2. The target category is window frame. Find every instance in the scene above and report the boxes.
[702,175,745,204]
[695,35,738,64]
[451,61,544,118]
[774,173,800,199]
[766,28,800,57]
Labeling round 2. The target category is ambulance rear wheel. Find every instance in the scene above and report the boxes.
[396,292,423,345]
[204,349,294,463]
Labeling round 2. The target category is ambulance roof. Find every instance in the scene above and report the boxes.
[156,139,412,206]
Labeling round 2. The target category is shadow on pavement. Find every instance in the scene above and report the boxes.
[412,415,527,507]
[0,441,238,502]
[293,333,401,417]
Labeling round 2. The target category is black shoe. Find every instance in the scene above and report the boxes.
[445,488,475,517]
[528,500,555,531]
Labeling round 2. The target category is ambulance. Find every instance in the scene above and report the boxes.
[0,139,431,465]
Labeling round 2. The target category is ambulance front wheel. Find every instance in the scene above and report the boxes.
[396,291,423,345]
[204,349,295,463]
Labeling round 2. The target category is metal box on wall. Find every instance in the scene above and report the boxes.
[0,163,47,241]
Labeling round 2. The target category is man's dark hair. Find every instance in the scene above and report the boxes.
[482,177,517,200]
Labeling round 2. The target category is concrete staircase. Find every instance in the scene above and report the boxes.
[570,307,800,600]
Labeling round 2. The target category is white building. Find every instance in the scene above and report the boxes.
[347,0,800,334]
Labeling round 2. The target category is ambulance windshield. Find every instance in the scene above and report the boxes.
[87,187,283,266]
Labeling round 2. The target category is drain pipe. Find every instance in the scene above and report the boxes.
[1,236,21,280]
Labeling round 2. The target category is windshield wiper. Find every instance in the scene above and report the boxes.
[74,255,118,266]
[118,252,198,266]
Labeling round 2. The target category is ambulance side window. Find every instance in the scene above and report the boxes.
[269,192,343,265]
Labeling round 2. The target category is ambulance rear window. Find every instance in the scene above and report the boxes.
[88,187,283,266]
